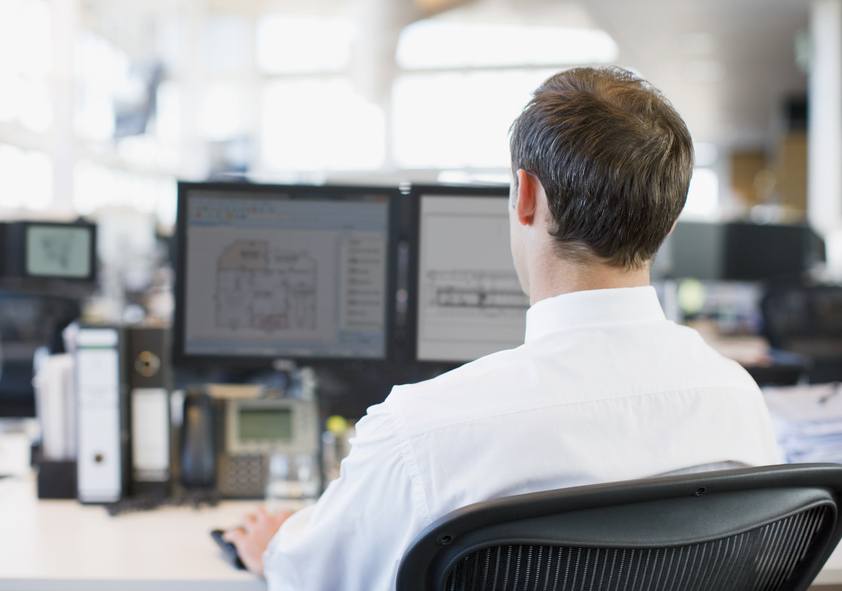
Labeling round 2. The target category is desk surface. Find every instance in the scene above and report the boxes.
[4,474,842,590]
[816,546,842,590]
[0,474,282,591]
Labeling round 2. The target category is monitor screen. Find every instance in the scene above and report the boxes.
[663,221,821,281]
[238,408,293,442]
[25,224,93,279]
[178,184,393,361]
[415,190,528,362]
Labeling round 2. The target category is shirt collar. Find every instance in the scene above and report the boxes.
[524,286,666,343]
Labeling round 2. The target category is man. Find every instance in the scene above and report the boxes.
[224,66,782,590]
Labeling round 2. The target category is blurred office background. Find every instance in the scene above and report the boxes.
[3,0,842,511]
[0,0,830,227]
[3,0,842,417]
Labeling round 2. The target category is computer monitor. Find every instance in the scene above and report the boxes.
[0,221,96,283]
[25,223,95,280]
[173,182,399,365]
[664,221,824,282]
[410,185,528,363]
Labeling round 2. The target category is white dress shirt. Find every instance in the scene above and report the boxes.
[263,286,782,590]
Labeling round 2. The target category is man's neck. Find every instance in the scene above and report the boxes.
[527,256,651,306]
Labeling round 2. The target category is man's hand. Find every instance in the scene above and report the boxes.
[223,507,295,575]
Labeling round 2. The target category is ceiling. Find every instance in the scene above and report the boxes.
[81,0,811,151]
[435,0,810,149]
[583,0,810,149]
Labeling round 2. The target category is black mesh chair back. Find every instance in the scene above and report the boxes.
[396,464,842,591]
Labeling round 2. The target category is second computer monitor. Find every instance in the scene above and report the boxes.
[174,182,398,364]
[412,185,528,363]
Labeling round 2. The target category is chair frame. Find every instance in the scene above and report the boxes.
[396,464,842,591]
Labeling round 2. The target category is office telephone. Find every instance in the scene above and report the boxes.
[180,392,319,499]
[179,392,218,490]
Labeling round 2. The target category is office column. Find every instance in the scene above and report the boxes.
[177,0,208,179]
[809,0,842,278]
[350,0,471,174]
[351,0,417,173]
[50,0,78,214]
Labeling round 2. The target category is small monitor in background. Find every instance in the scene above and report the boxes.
[25,223,94,280]
[722,222,824,281]
[0,221,97,284]
[411,185,528,364]
[174,182,399,365]
[663,221,824,282]
[658,222,724,281]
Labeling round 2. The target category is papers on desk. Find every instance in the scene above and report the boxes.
[763,384,842,464]
[33,352,76,461]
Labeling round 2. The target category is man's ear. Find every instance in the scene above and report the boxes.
[515,169,537,226]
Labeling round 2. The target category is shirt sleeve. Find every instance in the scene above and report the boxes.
[263,398,430,591]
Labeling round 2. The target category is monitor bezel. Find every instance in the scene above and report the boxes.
[406,183,518,365]
[173,181,402,368]
[19,220,97,283]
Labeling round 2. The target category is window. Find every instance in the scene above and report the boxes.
[260,79,385,171]
[257,16,354,74]
[0,0,52,132]
[392,20,618,170]
[199,83,252,141]
[75,33,129,141]
[73,162,176,225]
[152,81,181,146]
[397,22,618,69]
[683,168,720,219]
[0,145,53,210]
[393,70,553,169]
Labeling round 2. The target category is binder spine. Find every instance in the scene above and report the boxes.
[76,325,127,504]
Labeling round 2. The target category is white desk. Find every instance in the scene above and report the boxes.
[814,545,842,590]
[3,474,842,590]
[0,474,302,591]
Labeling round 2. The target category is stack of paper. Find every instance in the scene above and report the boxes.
[763,384,842,464]
[33,352,76,461]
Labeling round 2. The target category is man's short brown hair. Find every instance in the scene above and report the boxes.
[509,66,694,269]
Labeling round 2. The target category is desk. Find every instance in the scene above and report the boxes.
[815,545,842,590]
[4,474,842,590]
[0,474,304,591]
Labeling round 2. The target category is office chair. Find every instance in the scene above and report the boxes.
[396,464,842,591]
